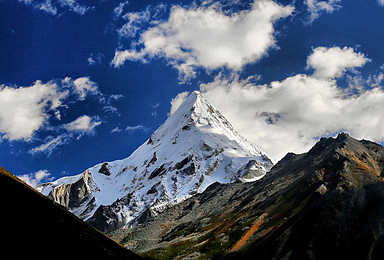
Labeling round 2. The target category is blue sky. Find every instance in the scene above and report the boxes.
[1,0,384,185]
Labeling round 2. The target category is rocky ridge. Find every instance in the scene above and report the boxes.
[110,133,384,260]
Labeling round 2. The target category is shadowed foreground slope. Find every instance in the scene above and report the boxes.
[0,166,141,259]
[111,133,384,259]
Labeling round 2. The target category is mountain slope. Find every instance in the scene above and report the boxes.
[110,133,384,260]
[0,166,141,259]
[37,91,273,232]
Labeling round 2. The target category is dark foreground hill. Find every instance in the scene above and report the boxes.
[110,133,384,259]
[0,166,141,259]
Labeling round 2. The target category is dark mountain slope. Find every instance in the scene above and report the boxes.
[110,133,384,260]
[0,166,141,259]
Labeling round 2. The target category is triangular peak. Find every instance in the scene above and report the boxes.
[171,91,209,116]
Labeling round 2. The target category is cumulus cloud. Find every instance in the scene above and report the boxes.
[72,77,100,100]
[63,115,101,135]
[304,0,342,23]
[0,77,102,141]
[112,0,294,81]
[0,80,67,141]
[199,46,384,160]
[307,46,370,79]
[18,170,52,187]
[0,76,122,156]
[18,0,91,15]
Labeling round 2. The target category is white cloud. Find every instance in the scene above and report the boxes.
[199,47,384,161]
[87,53,103,65]
[307,46,370,79]
[111,127,122,133]
[118,9,151,38]
[0,77,102,141]
[112,0,294,81]
[63,115,102,135]
[0,80,67,141]
[29,115,102,155]
[72,77,100,100]
[116,3,167,38]
[18,170,52,187]
[113,1,129,19]
[304,0,342,23]
[29,134,72,156]
[111,124,148,133]
[170,91,189,115]
[378,0,384,6]
[125,125,147,131]
[18,0,91,15]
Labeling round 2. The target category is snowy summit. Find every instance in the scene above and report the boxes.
[37,91,273,231]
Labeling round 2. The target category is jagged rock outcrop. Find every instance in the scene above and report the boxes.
[47,170,95,209]
[38,170,99,218]
[109,133,384,260]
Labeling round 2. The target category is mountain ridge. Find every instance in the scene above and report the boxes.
[109,133,384,259]
[37,91,273,232]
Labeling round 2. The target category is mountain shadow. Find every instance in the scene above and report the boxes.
[0,166,142,259]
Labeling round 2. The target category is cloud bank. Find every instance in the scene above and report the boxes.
[112,0,294,81]
[198,46,383,160]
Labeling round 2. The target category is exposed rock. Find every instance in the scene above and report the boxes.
[99,162,111,176]
[147,152,157,167]
[316,184,328,195]
[87,194,133,233]
[175,156,191,170]
[148,164,166,180]
[48,170,95,210]
[236,160,266,182]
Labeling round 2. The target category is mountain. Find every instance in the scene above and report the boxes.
[110,133,384,260]
[37,91,273,233]
[0,166,141,259]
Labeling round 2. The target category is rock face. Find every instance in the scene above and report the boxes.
[110,133,384,260]
[47,171,95,209]
[37,91,273,233]
[0,166,140,259]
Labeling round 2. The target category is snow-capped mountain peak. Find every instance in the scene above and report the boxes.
[37,91,273,232]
